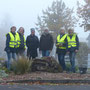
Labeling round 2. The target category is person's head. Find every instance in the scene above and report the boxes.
[44,28,49,34]
[60,29,65,34]
[18,27,24,35]
[10,26,16,33]
[68,28,74,35]
[31,28,35,35]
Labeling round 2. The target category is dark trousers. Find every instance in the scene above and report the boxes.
[16,48,25,59]
[6,52,16,70]
[27,49,37,60]
[69,51,76,72]
[58,53,66,70]
[42,50,50,57]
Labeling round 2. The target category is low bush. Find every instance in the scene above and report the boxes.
[0,69,8,78]
[66,63,79,72]
[11,58,32,74]
[0,58,5,60]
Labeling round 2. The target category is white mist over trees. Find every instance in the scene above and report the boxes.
[36,0,77,36]
[0,15,13,58]
[77,0,90,31]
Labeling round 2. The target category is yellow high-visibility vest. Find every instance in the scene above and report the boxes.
[7,32,17,48]
[56,34,67,49]
[16,32,26,48]
[67,34,77,48]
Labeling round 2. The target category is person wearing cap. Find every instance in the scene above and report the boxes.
[16,27,26,59]
[66,28,79,73]
[4,26,17,70]
[56,29,67,71]
[26,28,39,59]
[39,28,54,57]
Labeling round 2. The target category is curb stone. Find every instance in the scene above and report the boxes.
[1,79,90,84]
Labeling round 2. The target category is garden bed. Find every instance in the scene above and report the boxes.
[1,72,90,82]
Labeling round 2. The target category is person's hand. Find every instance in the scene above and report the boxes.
[75,50,78,53]
[5,47,10,53]
[7,49,10,53]
[56,44,62,47]
[56,44,59,47]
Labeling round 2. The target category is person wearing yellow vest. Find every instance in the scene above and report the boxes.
[4,26,17,70]
[66,29,79,73]
[16,27,26,59]
[56,29,67,71]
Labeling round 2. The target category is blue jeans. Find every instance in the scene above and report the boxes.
[42,50,50,57]
[6,52,16,70]
[69,52,76,72]
[58,53,66,70]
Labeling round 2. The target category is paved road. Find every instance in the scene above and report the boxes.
[0,85,90,90]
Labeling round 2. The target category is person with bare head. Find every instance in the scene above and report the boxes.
[66,28,79,73]
[4,26,17,70]
[18,27,24,34]
[16,27,26,59]
[56,28,67,71]
[39,28,54,57]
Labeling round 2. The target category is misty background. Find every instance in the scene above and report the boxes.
[0,0,89,58]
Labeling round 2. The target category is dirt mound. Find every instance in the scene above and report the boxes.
[31,57,63,73]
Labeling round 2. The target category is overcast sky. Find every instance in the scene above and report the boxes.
[0,0,89,40]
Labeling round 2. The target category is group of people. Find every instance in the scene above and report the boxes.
[4,26,79,73]
[4,26,54,70]
[56,29,79,73]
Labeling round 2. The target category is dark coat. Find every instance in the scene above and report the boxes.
[26,35,39,58]
[39,33,54,51]
[4,32,16,53]
[16,32,25,54]
[18,32,24,48]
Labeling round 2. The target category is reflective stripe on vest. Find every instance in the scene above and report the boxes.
[8,32,17,48]
[16,33,26,48]
[57,34,67,49]
[67,34,77,48]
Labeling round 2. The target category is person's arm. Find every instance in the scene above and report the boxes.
[26,36,29,48]
[50,35,54,50]
[36,36,39,48]
[65,37,68,52]
[76,35,79,50]
[6,34,10,48]
[4,34,10,52]
[39,36,42,51]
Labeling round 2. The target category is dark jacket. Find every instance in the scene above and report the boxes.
[18,32,24,49]
[39,33,54,51]
[4,32,16,53]
[26,34,39,57]
[66,34,79,52]
[56,34,67,54]
[18,32,24,48]
[16,32,25,54]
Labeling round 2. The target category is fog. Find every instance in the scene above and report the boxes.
[0,0,89,40]
[0,0,89,56]
[0,0,90,71]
